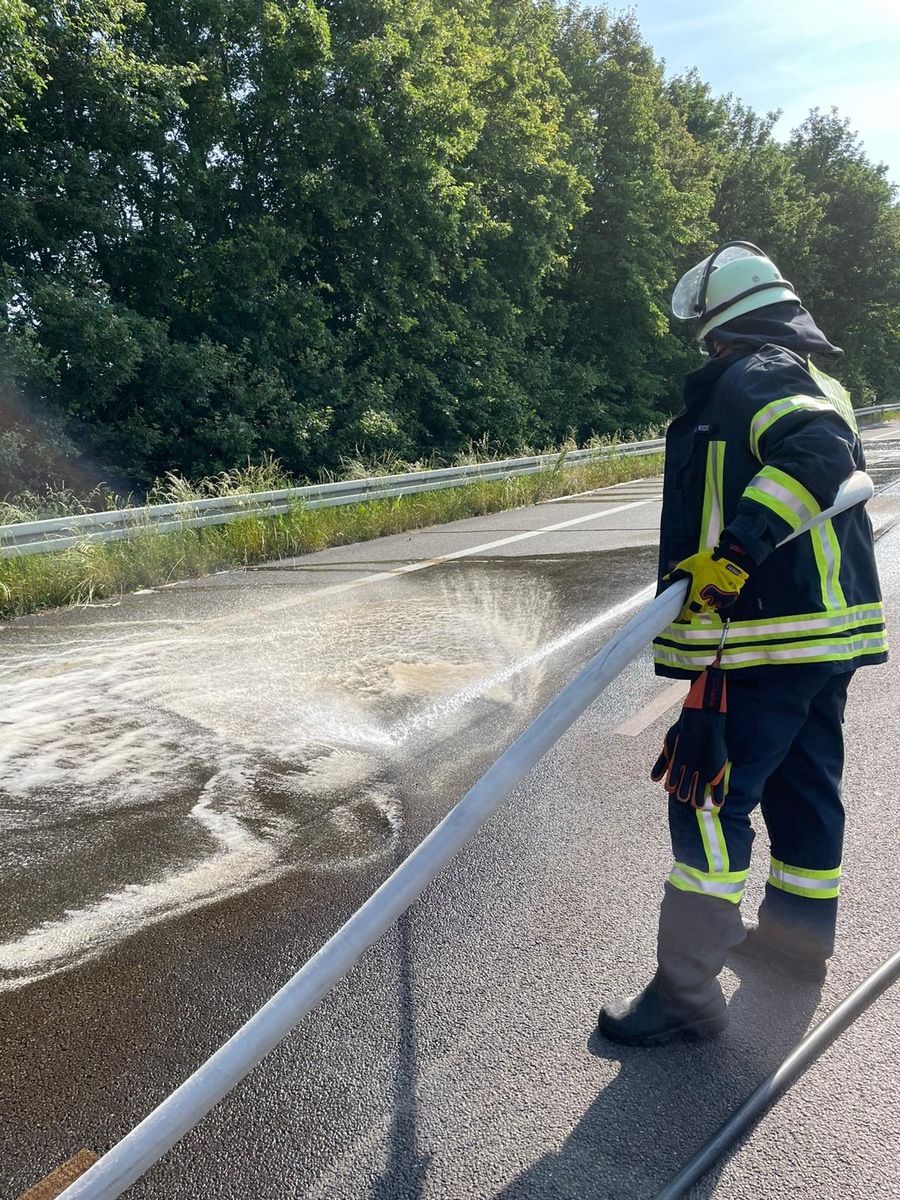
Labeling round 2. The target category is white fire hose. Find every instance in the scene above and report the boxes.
[59,470,875,1199]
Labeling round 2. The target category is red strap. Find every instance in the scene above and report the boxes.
[682,666,728,714]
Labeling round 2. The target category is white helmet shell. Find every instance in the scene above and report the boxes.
[672,242,800,342]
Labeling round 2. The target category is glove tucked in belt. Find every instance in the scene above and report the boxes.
[666,536,753,623]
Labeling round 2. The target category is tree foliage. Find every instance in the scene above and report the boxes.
[1,1,898,496]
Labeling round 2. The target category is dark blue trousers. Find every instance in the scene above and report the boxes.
[664,668,851,968]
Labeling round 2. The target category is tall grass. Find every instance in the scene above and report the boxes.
[146,453,294,503]
[4,407,894,621]
[0,449,664,619]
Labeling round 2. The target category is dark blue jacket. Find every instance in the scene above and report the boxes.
[653,304,888,678]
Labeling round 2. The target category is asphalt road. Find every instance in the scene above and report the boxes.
[3,426,900,1200]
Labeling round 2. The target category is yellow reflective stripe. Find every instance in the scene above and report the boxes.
[807,360,857,432]
[744,466,821,532]
[659,604,885,643]
[697,807,729,874]
[700,440,726,551]
[749,394,836,459]
[654,630,888,672]
[716,633,887,664]
[771,858,841,881]
[811,519,847,611]
[668,861,746,904]
[769,857,841,899]
[744,486,801,531]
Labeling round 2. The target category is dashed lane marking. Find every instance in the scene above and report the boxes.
[614,679,690,737]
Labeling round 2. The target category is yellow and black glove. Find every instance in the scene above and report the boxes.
[666,537,752,623]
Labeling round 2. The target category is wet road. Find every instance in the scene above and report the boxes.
[3,428,900,1199]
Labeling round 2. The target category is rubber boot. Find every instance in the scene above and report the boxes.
[598,970,726,1046]
[598,885,740,1047]
[730,917,828,983]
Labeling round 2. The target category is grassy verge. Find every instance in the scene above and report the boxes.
[0,450,663,620]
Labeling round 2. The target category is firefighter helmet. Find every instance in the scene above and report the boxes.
[672,242,800,341]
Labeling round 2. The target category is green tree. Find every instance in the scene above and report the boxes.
[3,2,898,501]
[786,108,900,402]
[0,0,198,487]
[667,70,821,268]
[665,79,900,404]
[551,8,714,436]
[3,0,591,486]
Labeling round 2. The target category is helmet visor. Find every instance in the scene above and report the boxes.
[671,242,764,320]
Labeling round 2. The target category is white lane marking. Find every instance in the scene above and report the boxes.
[1,497,658,638]
[873,515,900,540]
[614,679,689,737]
[863,427,900,441]
[198,498,657,626]
[390,499,654,568]
[541,481,663,504]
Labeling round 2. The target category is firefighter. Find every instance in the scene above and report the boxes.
[599,242,888,1046]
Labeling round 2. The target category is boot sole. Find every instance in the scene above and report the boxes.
[597,1012,727,1047]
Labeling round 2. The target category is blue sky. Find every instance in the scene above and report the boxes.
[613,0,900,188]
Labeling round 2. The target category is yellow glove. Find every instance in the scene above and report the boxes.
[666,544,751,622]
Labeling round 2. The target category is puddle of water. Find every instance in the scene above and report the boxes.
[0,548,658,989]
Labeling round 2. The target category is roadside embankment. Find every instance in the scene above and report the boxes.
[0,451,664,620]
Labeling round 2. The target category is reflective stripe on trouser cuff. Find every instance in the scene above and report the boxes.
[668,862,747,904]
[768,858,841,899]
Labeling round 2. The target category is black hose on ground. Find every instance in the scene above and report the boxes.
[653,947,900,1200]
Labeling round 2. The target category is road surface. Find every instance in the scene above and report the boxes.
[3,424,900,1199]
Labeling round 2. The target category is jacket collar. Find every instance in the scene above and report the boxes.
[682,346,755,409]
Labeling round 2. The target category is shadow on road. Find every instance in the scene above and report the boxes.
[368,856,433,1200]
[493,965,824,1200]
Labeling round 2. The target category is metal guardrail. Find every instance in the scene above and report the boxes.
[0,438,665,559]
[4,403,898,560]
[4,405,897,562]
[56,472,876,1200]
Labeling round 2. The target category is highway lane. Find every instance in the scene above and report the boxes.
[3,426,900,1199]
[0,479,664,988]
[1,477,667,1197]
[135,515,900,1200]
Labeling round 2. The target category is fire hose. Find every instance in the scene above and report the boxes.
[59,470,881,1199]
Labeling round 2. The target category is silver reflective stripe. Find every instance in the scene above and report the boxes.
[768,859,841,899]
[698,809,727,873]
[746,471,818,528]
[749,395,835,458]
[669,865,744,897]
[812,521,845,611]
[701,441,726,550]
[718,635,887,665]
[654,632,887,671]
[769,864,840,891]
[659,605,885,642]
